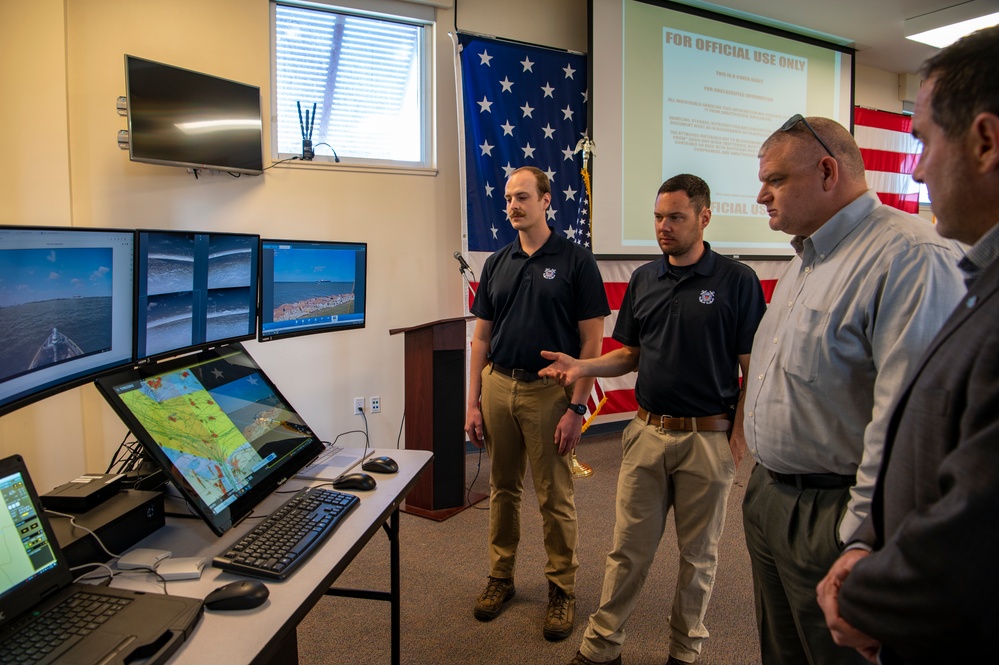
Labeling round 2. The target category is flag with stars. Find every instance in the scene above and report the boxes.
[458,33,590,260]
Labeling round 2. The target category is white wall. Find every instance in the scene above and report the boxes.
[0,0,907,492]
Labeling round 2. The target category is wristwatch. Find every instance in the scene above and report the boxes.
[567,403,587,415]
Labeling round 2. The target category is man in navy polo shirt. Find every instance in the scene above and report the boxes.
[541,174,766,665]
[465,166,610,641]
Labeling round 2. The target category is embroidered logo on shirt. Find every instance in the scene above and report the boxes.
[543,268,557,280]
[699,290,716,304]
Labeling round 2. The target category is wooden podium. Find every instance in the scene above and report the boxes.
[389,316,487,520]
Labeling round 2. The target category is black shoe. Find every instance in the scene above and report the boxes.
[567,651,622,665]
[473,576,515,621]
[665,657,695,665]
[543,581,576,641]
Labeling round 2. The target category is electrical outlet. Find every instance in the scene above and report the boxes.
[353,397,364,414]
[370,396,380,413]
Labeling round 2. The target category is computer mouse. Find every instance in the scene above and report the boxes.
[362,455,399,474]
[332,472,377,491]
[204,579,269,611]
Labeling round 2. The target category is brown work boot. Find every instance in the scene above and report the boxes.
[543,581,575,641]
[568,651,622,665]
[473,576,515,621]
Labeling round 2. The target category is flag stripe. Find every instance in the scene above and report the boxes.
[854,107,913,134]
[860,149,920,178]
[855,106,922,222]
[853,125,922,154]
[866,169,921,195]
[876,193,920,213]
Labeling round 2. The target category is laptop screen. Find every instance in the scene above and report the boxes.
[0,468,60,597]
[0,455,76,631]
[94,343,324,536]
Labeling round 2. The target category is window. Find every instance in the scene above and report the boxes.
[272,1,434,169]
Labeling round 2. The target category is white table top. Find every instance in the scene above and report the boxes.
[109,448,432,664]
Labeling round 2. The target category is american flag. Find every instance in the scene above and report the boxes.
[854,107,922,214]
[458,33,590,256]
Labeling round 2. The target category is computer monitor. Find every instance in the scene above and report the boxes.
[94,343,325,536]
[257,239,367,342]
[0,226,135,416]
[135,230,259,364]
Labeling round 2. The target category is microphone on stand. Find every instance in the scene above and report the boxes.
[453,251,473,276]
[454,251,477,299]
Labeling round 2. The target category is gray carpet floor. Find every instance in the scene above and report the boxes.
[297,431,762,664]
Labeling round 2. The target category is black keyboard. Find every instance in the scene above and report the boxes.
[212,486,359,580]
[1,591,132,665]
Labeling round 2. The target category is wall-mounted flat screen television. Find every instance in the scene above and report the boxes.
[135,230,259,364]
[258,239,367,342]
[124,55,264,175]
[0,226,135,416]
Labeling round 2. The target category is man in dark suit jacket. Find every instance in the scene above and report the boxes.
[816,25,999,664]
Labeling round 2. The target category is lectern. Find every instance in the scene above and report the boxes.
[389,316,486,520]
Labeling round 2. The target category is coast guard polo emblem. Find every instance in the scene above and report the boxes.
[543,268,557,280]
[699,290,715,304]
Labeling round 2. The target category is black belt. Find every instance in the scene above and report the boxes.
[490,363,542,383]
[764,467,856,490]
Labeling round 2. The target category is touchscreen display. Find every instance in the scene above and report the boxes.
[95,343,323,535]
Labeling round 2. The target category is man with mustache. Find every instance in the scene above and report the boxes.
[466,166,610,640]
[540,174,767,664]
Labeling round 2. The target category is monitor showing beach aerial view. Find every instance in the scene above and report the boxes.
[0,226,135,416]
[257,239,367,342]
[135,230,259,364]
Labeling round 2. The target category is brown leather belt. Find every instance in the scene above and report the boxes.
[636,407,732,432]
[490,363,542,383]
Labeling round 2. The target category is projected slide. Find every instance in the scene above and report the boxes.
[592,0,854,256]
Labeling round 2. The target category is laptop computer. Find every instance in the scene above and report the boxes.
[294,443,371,481]
[0,454,203,665]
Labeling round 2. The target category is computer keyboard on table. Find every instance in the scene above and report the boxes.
[212,486,359,580]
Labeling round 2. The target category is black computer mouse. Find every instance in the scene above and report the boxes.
[362,455,399,474]
[332,472,377,491]
[204,579,269,611]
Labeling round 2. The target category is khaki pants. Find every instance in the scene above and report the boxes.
[581,417,735,662]
[480,366,578,593]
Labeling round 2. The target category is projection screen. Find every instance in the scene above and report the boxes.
[591,0,855,257]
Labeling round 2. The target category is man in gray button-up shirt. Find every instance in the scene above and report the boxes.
[741,116,965,665]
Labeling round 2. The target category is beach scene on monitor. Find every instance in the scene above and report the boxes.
[0,247,114,383]
[269,247,357,324]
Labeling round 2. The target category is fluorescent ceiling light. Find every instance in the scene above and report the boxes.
[905,2,999,48]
